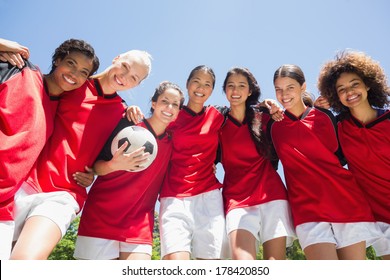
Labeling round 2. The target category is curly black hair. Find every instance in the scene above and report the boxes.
[49,38,99,76]
[317,50,390,116]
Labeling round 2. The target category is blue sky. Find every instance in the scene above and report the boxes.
[2,0,389,182]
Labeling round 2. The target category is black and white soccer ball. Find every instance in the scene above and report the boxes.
[111,125,158,172]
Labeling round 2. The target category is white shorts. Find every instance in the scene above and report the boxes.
[226,200,296,247]
[296,221,383,250]
[159,189,229,259]
[73,236,152,259]
[371,222,390,257]
[0,221,14,260]
[13,182,79,240]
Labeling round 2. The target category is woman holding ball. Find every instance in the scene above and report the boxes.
[74,81,185,260]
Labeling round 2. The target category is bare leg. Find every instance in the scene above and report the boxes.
[303,242,338,260]
[381,254,390,260]
[229,229,256,260]
[120,252,151,260]
[10,216,62,259]
[263,236,286,260]
[337,241,366,260]
[163,251,191,260]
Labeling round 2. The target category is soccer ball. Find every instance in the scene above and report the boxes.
[111,125,158,172]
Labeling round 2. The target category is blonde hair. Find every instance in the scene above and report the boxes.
[92,50,152,80]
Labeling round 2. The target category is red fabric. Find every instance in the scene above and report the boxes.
[160,106,224,198]
[220,114,288,214]
[0,63,54,220]
[26,79,126,210]
[78,120,172,244]
[270,107,374,227]
[338,110,390,224]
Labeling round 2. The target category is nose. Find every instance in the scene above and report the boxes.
[345,86,355,94]
[197,83,206,91]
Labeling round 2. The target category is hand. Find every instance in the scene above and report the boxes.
[212,164,217,174]
[73,166,95,188]
[0,38,30,69]
[260,99,284,121]
[314,96,330,109]
[109,142,150,172]
[0,51,28,69]
[126,105,144,124]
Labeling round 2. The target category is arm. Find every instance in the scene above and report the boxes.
[0,38,30,69]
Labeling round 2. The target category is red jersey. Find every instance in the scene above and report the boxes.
[220,113,288,214]
[338,110,390,224]
[269,107,374,227]
[160,106,225,198]
[0,61,59,220]
[26,79,126,210]
[78,119,172,245]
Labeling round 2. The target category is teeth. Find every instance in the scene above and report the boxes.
[162,111,173,117]
[347,95,358,101]
[194,92,204,97]
[231,95,240,99]
[64,75,76,85]
[115,76,123,86]
[283,98,292,103]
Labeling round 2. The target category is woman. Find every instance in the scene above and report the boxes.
[158,65,229,260]
[0,38,98,260]
[219,67,295,260]
[264,64,381,260]
[74,81,184,260]
[318,50,390,259]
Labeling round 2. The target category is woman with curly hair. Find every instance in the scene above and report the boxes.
[318,50,390,259]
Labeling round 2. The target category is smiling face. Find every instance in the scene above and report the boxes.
[186,69,214,108]
[48,51,94,95]
[225,73,250,108]
[152,87,182,125]
[274,76,306,115]
[336,72,370,110]
[105,55,149,92]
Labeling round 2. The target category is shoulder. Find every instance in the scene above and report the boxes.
[0,60,39,83]
[313,106,338,123]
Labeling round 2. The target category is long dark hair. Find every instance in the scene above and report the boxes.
[222,67,271,158]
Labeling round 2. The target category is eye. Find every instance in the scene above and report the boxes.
[337,88,346,95]
[122,62,130,71]
[80,70,89,77]
[351,82,360,88]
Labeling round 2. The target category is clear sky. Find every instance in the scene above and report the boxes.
[2,0,389,182]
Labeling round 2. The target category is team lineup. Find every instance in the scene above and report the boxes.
[0,37,389,260]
